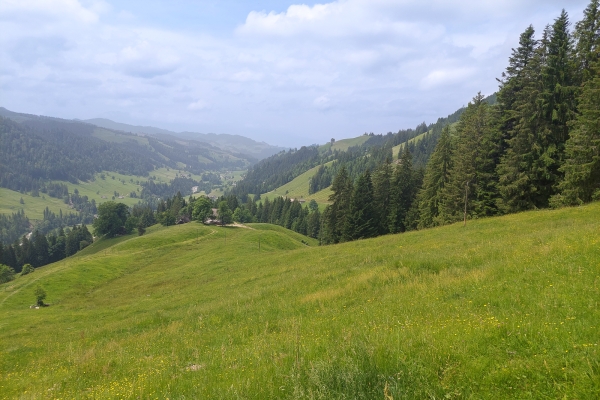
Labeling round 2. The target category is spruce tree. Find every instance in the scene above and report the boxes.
[440,93,501,223]
[497,25,537,139]
[554,49,600,204]
[31,231,49,268]
[388,148,416,233]
[371,159,393,234]
[542,10,576,146]
[497,26,556,211]
[342,170,377,241]
[416,125,453,228]
[573,0,600,84]
[325,166,353,243]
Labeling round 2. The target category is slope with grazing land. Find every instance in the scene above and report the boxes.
[261,163,334,205]
[0,188,73,220]
[1,203,598,398]
[320,135,370,152]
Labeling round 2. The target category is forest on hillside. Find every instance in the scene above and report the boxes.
[0,111,255,195]
[227,1,600,243]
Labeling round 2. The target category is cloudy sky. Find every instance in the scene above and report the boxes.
[0,0,591,147]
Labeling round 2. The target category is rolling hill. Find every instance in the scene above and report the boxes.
[1,203,598,398]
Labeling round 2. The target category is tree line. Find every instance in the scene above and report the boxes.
[0,225,93,275]
[227,1,600,244]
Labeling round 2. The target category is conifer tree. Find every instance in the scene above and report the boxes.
[497,26,557,211]
[371,159,393,234]
[542,10,576,147]
[497,25,537,138]
[342,170,377,241]
[416,125,453,228]
[31,231,49,268]
[388,148,416,233]
[554,49,600,204]
[324,166,353,243]
[573,0,600,84]
[306,208,321,239]
[440,93,501,223]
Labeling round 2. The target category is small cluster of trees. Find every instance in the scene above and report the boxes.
[320,154,422,244]
[93,202,149,237]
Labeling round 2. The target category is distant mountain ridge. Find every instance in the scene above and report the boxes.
[0,106,275,195]
[82,118,285,160]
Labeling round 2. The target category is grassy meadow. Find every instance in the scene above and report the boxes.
[0,168,214,221]
[262,164,333,207]
[0,204,599,398]
[0,188,73,220]
[320,136,370,153]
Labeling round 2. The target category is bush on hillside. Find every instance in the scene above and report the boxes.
[20,264,35,276]
[0,264,15,284]
[34,286,47,306]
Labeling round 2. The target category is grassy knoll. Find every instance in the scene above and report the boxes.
[320,136,370,153]
[1,204,599,398]
[262,163,333,206]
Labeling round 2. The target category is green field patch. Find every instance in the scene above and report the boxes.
[92,128,150,147]
[0,188,73,219]
[321,135,370,152]
[262,162,333,206]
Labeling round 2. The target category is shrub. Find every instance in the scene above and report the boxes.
[34,286,47,306]
[0,264,16,284]
[20,264,35,276]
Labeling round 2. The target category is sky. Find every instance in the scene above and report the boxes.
[0,0,592,147]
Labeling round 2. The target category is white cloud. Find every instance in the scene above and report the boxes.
[187,100,208,111]
[313,95,333,110]
[0,0,592,146]
[231,70,263,82]
[421,68,477,89]
[0,0,99,24]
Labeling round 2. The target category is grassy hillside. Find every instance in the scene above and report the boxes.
[91,128,151,148]
[0,168,210,221]
[0,188,73,220]
[262,163,333,205]
[1,204,599,398]
[321,135,370,153]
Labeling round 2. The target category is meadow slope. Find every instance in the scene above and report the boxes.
[0,204,599,398]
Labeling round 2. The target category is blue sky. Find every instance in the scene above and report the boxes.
[0,0,591,147]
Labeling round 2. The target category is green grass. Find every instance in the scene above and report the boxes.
[320,136,370,153]
[0,169,211,221]
[92,128,151,147]
[1,204,599,398]
[0,188,73,219]
[56,172,145,208]
[262,163,333,206]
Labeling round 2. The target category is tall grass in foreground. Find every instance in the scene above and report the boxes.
[0,205,599,398]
